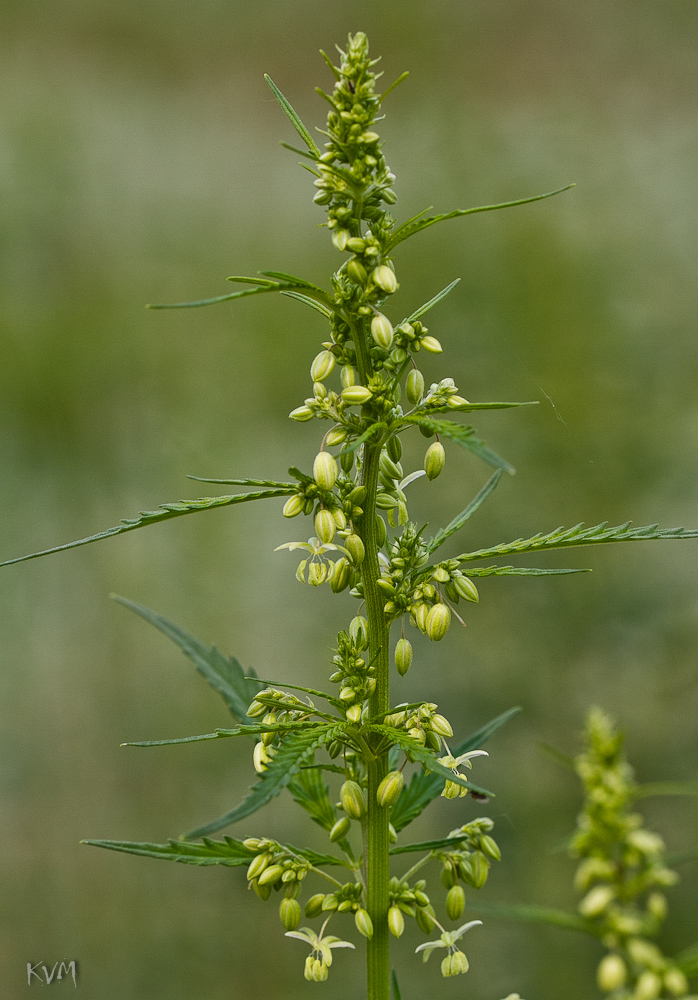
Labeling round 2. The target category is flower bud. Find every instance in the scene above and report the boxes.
[325,427,347,447]
[313,451,338,490]
[416,904,436,934]
[332,228,349,251]
[424,441,446,480]
[253,741,270,773]
[382,188,397,204]
[329,816,351,842]
[340,365,358,389]
[421,335,443,354]
[413,603,429,632]
[283,495,305,518]
[246,852,271,881]
[664,968,689,996]
[579,884,614,918]
[355,908,374,938]
[289,405,314,421]
[330,557,351,593]
[346,704,362,723]
[430,714,453,738]
[321,893,339,911]
[345,533,365,565]
[449,395,469,407]
[470,852,489,889]
[377,770,404,807]
[371,313,394,350]
[310,350,335,382]
[635,971,663,1000]
[342,385,373,405]
[340,780,366,819]
[304,894,325,918]
[252,879,272,900]
[405,368,424,405]
[347,237,366,253]
[395,637,413,676]
[479,835,501,861]
[388,822,397,843]
[375,514,387,548]
[258,863,285,886]
[597,954,627,992]
[332,507,347,530]
[347,258,367,284]
[388,905,404,938]
[315,508,336,544]
[349,615,369,648]
[372,265,398,294]
[454,575,479,602]
[380,452,403,481]
[426,603,451,641]
[446,885,465,921]
[279,897,301,931]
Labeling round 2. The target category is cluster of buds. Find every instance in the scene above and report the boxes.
[572,709,691,999]
[247,688,314,772]
[437,819,501,909]
[384,701,454,751]
[388,877,435,937]
[329,623,376,722]
[304,882,373,939]
[419,376,469,412]
[243,838,310,919]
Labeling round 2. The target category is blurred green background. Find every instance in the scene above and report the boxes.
[1,1,697,997]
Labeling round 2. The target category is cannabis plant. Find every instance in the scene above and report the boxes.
[4,32,698,1000]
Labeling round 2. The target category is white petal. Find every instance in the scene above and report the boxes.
[399,470,427,490]
[453,920,483,941]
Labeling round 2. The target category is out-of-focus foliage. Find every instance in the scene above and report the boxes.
[1,2,696,998]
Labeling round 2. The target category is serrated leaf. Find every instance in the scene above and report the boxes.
[113,596,262,723]
[184,724,342,839]
[469,901,598,935]
[404,279,461,323]
[123,720,317,747]
[390,707,520,832]
[390,834,473,856]
[186,476,296,488]
[288,764,337,832]
[0,489,295,569]
[457,522,698,564]
[82,836,256,866]
[147,284,288,310]
[264,74,321,157]
[251,676,344,711]
[402,416,514,474]
[367,725,493,797]
[426,470,503,554]
[386,184,575,251]
[258,271,328,296]
[282,290,333,318]
[425,401,538,414]
[459,565,590,577]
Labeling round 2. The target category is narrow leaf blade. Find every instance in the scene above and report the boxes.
[405,279,461,323]
[264,74,321,157]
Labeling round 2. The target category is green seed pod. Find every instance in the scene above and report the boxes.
[347,258,368,284]
[340,449,354,473]
[289,404,314,422]
[330,557,351,593]
[340,365,358,389]
[375,514,387,548]
[337,899,353,913]
[416,903,436,934]
[395,637,413,676]
[470,852,489,889]
[371,313,394,350]
[345,533,365,565]
[430,714,453,738]
[310,350,335,382]
[597,954,627,992]
[252,879,272,900]
[329,816,351,842]
[421,335,443,354]
[372,265,398,294]
[579,884,614,918]
[406,369,424,404]
[246,852,271,881]
[349,615,369,648]
[282,495,305,518]
[313,451,338,490]
[479,834,501,861]
[441,863,456,890]
[303,498,315,515]
[327,739,342,758]
[388,905,405,938]
[279,897,302,931]
[341,385,373,405]
[664,968,689,996]
[355,908,374,939]
[379,452,403,481]
[257,863,285,886]
[426,603,451,641]
[340,780,366,820]
[376,770,404,807]
[387,434,402,462]
[315,508,336,544]
[414,890,430,908]
[419,422,435,438]
[304,893,325,918]
[325,426,347,447]
[308,561,328,587]
[424,441,446,480]
[446,884,465,921]
[454,575,479,603]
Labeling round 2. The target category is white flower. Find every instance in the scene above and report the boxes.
[285,922,355,981]
[437,749,488,799]
[415,920,482,976]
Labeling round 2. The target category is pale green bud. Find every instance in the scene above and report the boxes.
[647,892,667,921]
[635,971,663,1000]
[346,532,365,565]
[340,780,366,819]
[258,863,285,886]
[347,258,367,284]
[308,561,328,586]
[416,904,436,934]
[413,603,429,632]
[253,741,271,773]
[664,969,689,996]
[355,908,374,938]
[337,899,353,913]
[313,380,327,399]
[283,495,305,518]
[252,879,272,900]
[342,385,373,405]
[377,770,404,807]
[279,897,301,931]
[372,265,398,294]
[340,365,358,389]
[597,954,627,992]
[432,565,450,583]
[383,188,397,204]
[421,335,443,353]
[424,441,446,480]
[329,817,351,842]
[454,575,479,602]
[246,852,271,881]
[375,514,387,548]
[346,704,362,723]
[349,615,369,648]
[479,834,501,861]
[315,508,336,544]
[430,714,453,738]
[313,451,338,489]
[332,228,349,250]
[246,700,266,718]
[289,405,314,421]
[330,557,351,593]
[305,893,326,918]
[470,852,489,889]
[388,822,397,843]
[446,884,465,921]
[628,938,663,968]
[449,395,469,407]
[426,603,451,642]
[395,637,413,676]
[371,313,394,350]
[346,237,366,253]
[325,426,347,447]
[310,350,336,382]
[379,452,403,481]
[388,905,404,938]
[579,884,615,918]
[321,893,338,911]
[242,838,262,851]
